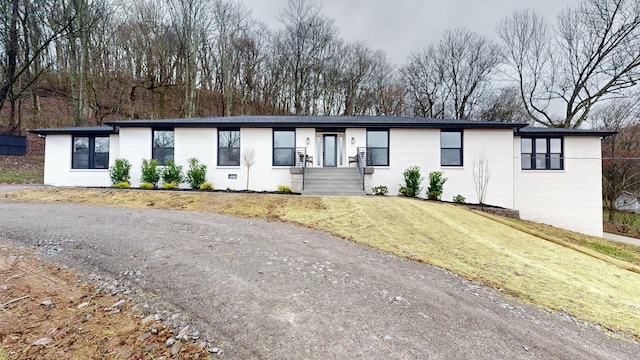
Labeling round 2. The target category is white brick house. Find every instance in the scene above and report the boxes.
[32,116,613,236]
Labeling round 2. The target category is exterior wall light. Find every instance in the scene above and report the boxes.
[306,137,310,145]
[351,137,355,144]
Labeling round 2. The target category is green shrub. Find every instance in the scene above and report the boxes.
[186,158,207,189]
[162,181,178,189]
[113,181,130,189]
[139,181,154,189]
[372,185,388,195]
[109,159,131,185]
[453,194,466,203]
[278,185,292,193]
[614,212,638,233]
[199,182,214,191]
[400,166,423,197]
[161,160,183,185]
[427,171,447,200]
[141,159,160,187]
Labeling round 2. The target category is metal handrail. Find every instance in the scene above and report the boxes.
[294,147,311,191]
[356,147,366,191]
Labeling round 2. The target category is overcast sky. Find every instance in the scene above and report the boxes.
[242,0,576,65]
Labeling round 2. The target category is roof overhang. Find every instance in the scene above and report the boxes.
[515,127,616,138]
[30,126,118,136]
[105,116,529,130]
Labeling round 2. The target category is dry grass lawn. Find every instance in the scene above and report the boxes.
[3,188,640,339]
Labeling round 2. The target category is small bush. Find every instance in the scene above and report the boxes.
[141,159,160,187]
[199,182,214,191]
[400,166,423,197]
[113,181,130,189]
[278,185,292,193]
[186,158,207,189]
[161,160,183,185]
[427,171,447,200]
[614,212,638,233]
[398,186,411,197]
[139,181,154,189]
[372,185,388,195]
[162,181,178,189]
[109,159,131,185]
[453,194,466,203]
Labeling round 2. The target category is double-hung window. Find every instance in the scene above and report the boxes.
[441,130,463,166]
[153,129,174,166]
[273,129,296,166]
[366,130,389,166]
[521,137,563,170]
[218,129,240,166]
[72,136,109,169]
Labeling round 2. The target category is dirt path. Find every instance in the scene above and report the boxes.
[1,202,638,359]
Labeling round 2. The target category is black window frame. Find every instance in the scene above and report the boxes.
[218,128,241,166]
[72,135,110,169]
[366,129,390,166]
[272,129,296,166]
[521,137,563,170]
[152,129,174,166]
[440,130,463,166]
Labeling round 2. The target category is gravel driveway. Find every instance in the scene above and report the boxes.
[1,201,638,359]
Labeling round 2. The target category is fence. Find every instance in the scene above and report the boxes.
[0,134,27,155]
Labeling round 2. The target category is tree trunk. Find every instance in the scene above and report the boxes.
[0,0,19,118]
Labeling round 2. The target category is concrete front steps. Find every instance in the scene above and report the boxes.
[302,167,366,196]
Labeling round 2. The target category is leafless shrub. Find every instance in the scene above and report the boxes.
[473,150,490,204]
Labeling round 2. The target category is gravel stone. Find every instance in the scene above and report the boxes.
[2,201,639,360]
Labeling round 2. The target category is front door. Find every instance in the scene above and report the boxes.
[323,135,337,167]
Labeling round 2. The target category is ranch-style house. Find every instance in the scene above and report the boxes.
[31,116,613,236]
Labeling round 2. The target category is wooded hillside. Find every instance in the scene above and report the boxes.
[2,0,640,134]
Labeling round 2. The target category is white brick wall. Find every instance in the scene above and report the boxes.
[41,125,606,237]
[43,134,118,187]
[514,136,604,236]
[369,128,515,208]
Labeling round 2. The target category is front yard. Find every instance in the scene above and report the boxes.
[2,188,640,339]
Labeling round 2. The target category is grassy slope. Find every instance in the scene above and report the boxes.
[2,188,640,338]
[0,155,44,183]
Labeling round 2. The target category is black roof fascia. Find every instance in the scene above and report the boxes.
[29,126,117,136]
[105,116,528,130]
[515,127,616,138]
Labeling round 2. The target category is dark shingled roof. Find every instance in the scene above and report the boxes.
[30,126,117,135]
[105,115,529,129]
[29,117,613,138]
[516,126,616,138]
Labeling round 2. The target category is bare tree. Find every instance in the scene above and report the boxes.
[233,22,267,114]
[478,86,529,122]
[242,147,256,190]
[439,29,500,120]
[499,0,640,128]
[401,29,499,119]
[209,0,253,116]
[400,46,447,118]
[276,0,337,115]
[593,99,640,222]
[374,76,404,116]
[0,0,76,133]
[341,43,394,116]
[473,150,490,204]
[63,0,111,126]
[166,0,213,118]
[116,0,180,119]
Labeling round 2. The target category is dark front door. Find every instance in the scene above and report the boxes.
[323,135,337,167]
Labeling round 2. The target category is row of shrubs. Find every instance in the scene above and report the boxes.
[109,158,213,190]
[372,165,466,203]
